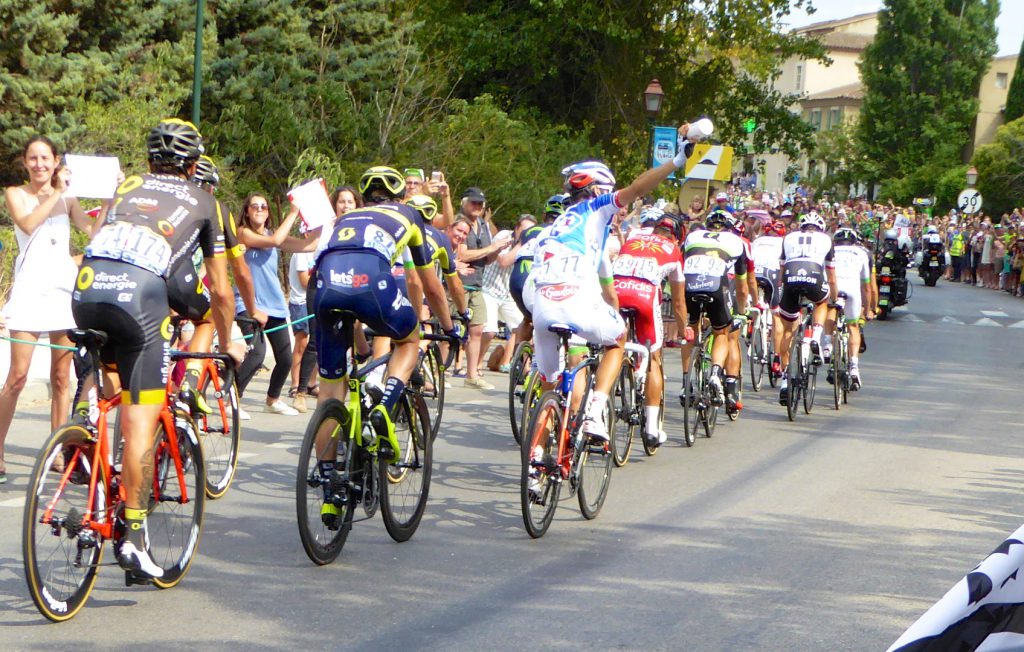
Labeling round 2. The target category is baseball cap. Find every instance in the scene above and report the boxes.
[462,187,486,202]
[715,192,728,201]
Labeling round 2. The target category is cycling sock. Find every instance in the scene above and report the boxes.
[724,375,738,397]
[811,324,823,343]
[183,367,201,391]
[380,377,406,414]
[644,406,660,434]
[587,391,609,419]
[710,364,723,379]
[124,507,147,548]
[850,356,859,367]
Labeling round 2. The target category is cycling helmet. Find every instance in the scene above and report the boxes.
[706,209,732,231]
[764,220,786,237]
[652,212,684,241]
[358,166,405,203]
[925,225,938,234]
[883,228,898,241]
[544,193,567,218]
[147,118,203,169]
[799,211,826,231]
[562,160,616,197]
[833,227,859,245]
[192,155,219,188]
[406,194,438,222]
[639,206,665,226]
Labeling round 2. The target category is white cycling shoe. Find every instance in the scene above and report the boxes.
[582,414,609,442]
[117,540,164,578]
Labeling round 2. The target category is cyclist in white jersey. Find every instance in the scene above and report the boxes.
[825,228,871,390]
[531,122,711,441]
[777,211,837,405]
[751,220,786,374]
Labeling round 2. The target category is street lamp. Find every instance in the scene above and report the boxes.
[966,166,978,187]
[644,79,665,117]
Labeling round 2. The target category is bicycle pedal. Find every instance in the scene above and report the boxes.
[124,570,152,587]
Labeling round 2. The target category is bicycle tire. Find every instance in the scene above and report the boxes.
[767,332,779,389]
[682,351,700,447]
[750,317,765,392]
[295,399,354,565]
[832,333,843,411]
[507,342,532,445]
[417,344,445,442]
[519,369,543,449]
[610,361,636,467]
[803,358,817,415]
[149,409,205,588]
[577,424,613,519]
[642,363,664,456]
[198,363,240,499]
[521,392,563,538]
[786,335,801,422]
[702,344,717,438]
[23,424,105,622]
[838,333,851,405]
[379,392,433,542]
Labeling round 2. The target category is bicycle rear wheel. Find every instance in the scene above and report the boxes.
[507,342,532,445]
[149,410,205,588]
[521,392,563,538]
[749,317,765,392]
[577,425,613,519]
[23,424,105,622]
[803,361,817,415]
[831,336,842,411]
[198,363,240,499]
[786,337,801,422]
[682,351,701,447]
[296,399,354,565]
[610,361,635,467]
[416,344,445,442]
[702,346,717,438]
[380,392,433,542]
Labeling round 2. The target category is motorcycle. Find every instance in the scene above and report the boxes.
[915,245,948,287]
[877,248,909,320]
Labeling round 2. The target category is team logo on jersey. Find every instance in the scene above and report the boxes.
[330,268,369,288]
[129,196,160,213]
[538,283,576,301]
[76,266,94,290]
[157,220,174,236]
[160,316,173,341]
[626,238,666,254]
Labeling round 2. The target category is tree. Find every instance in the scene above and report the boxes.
[857,0,998,196]
[972,116,1024,215]
[1004,35,1024,123]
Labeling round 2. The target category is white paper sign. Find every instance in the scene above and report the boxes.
[63,154,121,199]
[288,179,335,231]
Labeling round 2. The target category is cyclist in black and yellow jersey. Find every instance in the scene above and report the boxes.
[407,193,469,318]
[72,119,244,578]
[312,167,459,451]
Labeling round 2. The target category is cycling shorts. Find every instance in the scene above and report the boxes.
[834,281,863,324]
[72,258,171,405]
[756,270,781,309]
[532,280,624,382]
[313,252,418,380]
[509,262,532,320]
[166,262,211,322]
[779,280,829,321]
[685,285,733,331]
[614,278,663,351]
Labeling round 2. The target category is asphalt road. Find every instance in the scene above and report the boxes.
[2,275,1024,650]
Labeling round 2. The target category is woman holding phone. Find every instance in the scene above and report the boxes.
[0,135,93,483]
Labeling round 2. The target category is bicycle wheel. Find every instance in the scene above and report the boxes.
[749,317,765,392]
[521,392,563,538]
[831,336,842,411]
[767,330,779,388]
[610,361,636,467]
[507,342,532,445]
[786,336,801,422]
[149,409,205,588]
[197,362,240,499]
[416,344,445,442]
[642,363,664,456]
[296,399,354,565]
[379,392,433,542]
[838,334,851,405]
[702,347,717,438]
[577,410,613,519]
[803,358,817,415]
[682,350,701,447]
[23,424,105,622]
[519,369,543,447]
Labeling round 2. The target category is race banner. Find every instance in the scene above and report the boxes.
[889,523,1024,651]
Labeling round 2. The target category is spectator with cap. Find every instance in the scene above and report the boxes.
[714,190,735,214]
[455,186,511,389]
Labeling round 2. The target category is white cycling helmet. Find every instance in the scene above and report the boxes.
[639,206,665,226]
[925,225,938,234]
[799,211,826,231]
[562,160,616,188]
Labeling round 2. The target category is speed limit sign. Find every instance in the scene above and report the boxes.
[958,188,983,214]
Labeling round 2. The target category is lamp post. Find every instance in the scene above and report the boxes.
[191,0,206,126]
[966,166,978,187]
[643,79,665,168]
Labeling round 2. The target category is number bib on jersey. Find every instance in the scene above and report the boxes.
[783,261,824,285]
[533,254,583,285]
[363,224,398,262]
[683,255,727,277]
[612,255,660,283]
[87,223,172,277]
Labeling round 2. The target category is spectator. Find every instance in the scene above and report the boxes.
[454,187,510,390]
[287,247,315,413]
[235,194,304,417]
[403,168,425,200]
[486,216,532,372]
[993,224,1007,290]
[424,170,456,228]
[0,135,94,483]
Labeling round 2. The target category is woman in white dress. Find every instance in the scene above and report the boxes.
[0,136,92,483]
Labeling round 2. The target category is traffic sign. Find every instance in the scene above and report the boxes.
[958,188,983,214]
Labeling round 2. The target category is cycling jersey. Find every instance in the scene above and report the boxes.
[215,198,244,260]
[392,222,456,288]
[318,202,431,269]
[778,230,834,320]
[533,192,620,286]
[833,244,871,323]
[681,229,748,330]
[751,235,784,308]
[612,228,684,350]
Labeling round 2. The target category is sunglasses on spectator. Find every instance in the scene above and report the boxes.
[250,203,269,210]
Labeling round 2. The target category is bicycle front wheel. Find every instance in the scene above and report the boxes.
[521,392,563,538]
[296,399,354,565]
[417,344,445,442]
[23,424,105,622]
[507,342,532,445]
[578,422,613,519]
[750,318,765,392]
[682,352,701,447]
[149,410,205,589]
[786,337,801,422]
[198,363,240,499]
[803,361,817,415]
[379,393,433,543]
[519,370,543,448]
[610,361,636,467]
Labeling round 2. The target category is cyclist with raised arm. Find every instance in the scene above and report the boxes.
[612,207,690,448]
[530,122,710,442]
[72,119,243,578]
[777,211,837,405]
[826,228,872,390]
[677,209,750,406]
[311,167,458,459]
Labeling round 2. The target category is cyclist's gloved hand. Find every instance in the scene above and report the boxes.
[444,322,467,342]
[458,310,472,325]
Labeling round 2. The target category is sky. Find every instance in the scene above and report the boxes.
[785,0,1024,56]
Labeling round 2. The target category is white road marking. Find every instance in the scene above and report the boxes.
[266,442,293,449]
[981,310,1009,317]
[902,314,924,322]
[1009,320,1024,329]
[940,316,965,325]
[973,318,1002,327]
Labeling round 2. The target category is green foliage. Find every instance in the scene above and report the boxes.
[972,116,1024,215]
[809,118,863,198]
[1005,35,1024,124]
[857,0,998,187]
[933,163,970,210]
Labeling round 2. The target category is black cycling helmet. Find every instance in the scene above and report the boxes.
[833,227,859,245]
[358,166,405,203]
[653,212,684,241]
[192,155,219,188]
[706,209,732,231]
[147,118,203,170]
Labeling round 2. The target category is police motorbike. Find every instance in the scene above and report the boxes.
[915,243,948,287]
[876,245,910,320]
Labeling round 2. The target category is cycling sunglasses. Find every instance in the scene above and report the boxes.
[358,169,405,196]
